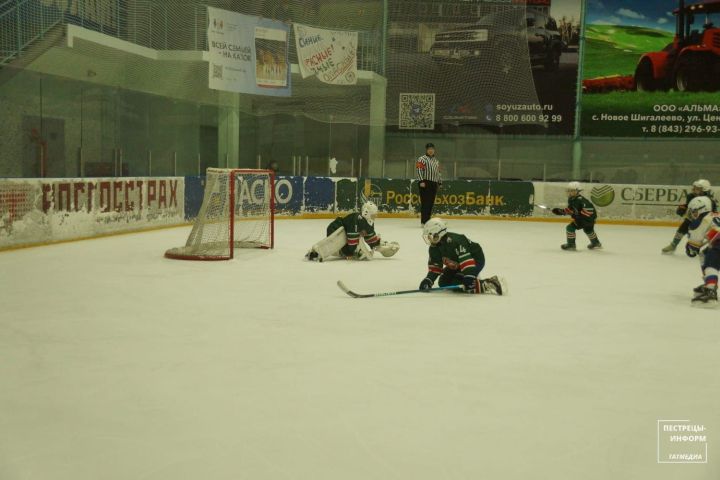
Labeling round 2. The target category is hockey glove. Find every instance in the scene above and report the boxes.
[355,237,373,261]
[676,205,688,216]
[686,243,700,257]
[419,277,434,291]
[462,275,478,293]
[551,208,565,216]
[375,240,400,257]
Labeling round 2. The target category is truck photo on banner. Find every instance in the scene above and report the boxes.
[386,0,582,135]
[581,0,720,137]
[207,7,291,96]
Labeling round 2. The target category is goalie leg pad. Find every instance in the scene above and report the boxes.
[307,227,347,261]
[375,240,400,257]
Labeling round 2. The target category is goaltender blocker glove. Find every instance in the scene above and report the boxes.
[462,275,479,293]
[419,277,434,291]
[551,208,566,216]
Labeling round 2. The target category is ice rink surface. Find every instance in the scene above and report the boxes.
[1,218,718,480]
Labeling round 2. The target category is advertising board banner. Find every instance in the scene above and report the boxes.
[293,23,358,85]
[184,176,205,220]
[303,177,335,212]
[274,176,304,215]
[422,180,490,215]
[0,177,185,249]
[335,178,359,212]
[358,179,531,216]
[488,181,534,216]
[386,0,582,135]
[207,7,291,96]
[581,0,720,137]
[532,182,713,221]
[362,178,414,212]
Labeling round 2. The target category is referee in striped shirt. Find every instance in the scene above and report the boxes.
[416,143,442,226]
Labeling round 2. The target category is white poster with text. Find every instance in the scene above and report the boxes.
[207,7,290,96]
[293,23,358,85]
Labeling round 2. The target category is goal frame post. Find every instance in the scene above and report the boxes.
[165,168,275,261]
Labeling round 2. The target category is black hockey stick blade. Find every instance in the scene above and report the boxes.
[337,280,463,298]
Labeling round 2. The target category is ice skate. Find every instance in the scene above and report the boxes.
[691,286,718,308]
[561,243,576,251]
[587,240,602,250]
[480,276,506,296]
[661,243,677,254]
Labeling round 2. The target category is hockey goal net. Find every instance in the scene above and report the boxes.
[165,168,274,260]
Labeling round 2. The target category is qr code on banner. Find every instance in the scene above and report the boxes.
[212,64,223,79]
[399,93,435,130]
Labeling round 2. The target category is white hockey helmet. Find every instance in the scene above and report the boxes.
[687,196,713,219]
[692,179,711,193]
[566,181,582,196]
[361,201,378,225]
[423,217,448,245]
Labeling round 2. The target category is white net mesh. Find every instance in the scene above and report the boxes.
[386,1,543,133]
[165,168,273,260]
[0,0,564,182]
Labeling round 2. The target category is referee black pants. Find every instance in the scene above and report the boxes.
[418,180,439,225]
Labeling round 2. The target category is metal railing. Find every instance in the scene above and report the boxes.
[0,0,383,72]
[0,0,66,64]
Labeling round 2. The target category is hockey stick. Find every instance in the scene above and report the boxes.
[337,280,463,298]
[534,203,567,216]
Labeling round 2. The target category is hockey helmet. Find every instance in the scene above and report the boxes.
[361,201,378,225]
[423,217,448,245]
[688,196,712,220]
[566,181,582,196]
[692,179,711,194]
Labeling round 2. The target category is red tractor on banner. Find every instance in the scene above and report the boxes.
[634,0,720,92]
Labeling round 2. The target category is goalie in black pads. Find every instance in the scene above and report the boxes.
[418,218,505,295]
[552,182,602,250]
[305,202,400,262]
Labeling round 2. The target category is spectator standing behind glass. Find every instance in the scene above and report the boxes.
[416,142,442,226]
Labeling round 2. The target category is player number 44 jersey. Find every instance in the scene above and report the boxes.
[427,232,484,277]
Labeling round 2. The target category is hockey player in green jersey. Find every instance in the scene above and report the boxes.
[418,217,505,295]
[552,181,602,250]
[305,202,399,261]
